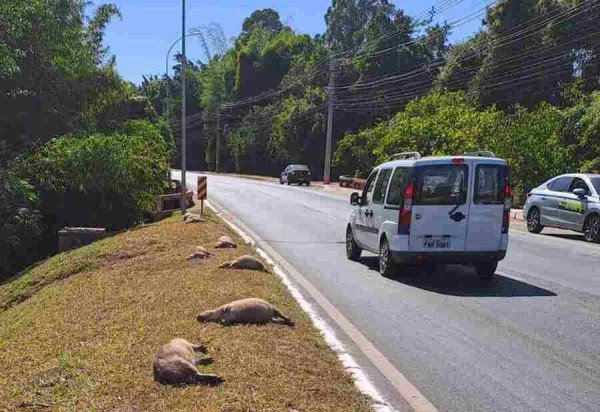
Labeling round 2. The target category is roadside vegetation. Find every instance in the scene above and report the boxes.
[0,210,371,411]
[334,90,600,200]
[140,0,600,201]
[0,1,172,278]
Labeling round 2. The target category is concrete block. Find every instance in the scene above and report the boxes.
[58,227,106,252]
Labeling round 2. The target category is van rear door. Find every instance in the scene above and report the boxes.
[409,162,469,252]
[465,161,508,251]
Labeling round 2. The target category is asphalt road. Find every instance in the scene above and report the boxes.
[174,172,600,412]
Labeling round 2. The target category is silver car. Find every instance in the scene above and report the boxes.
[523,174,600,242]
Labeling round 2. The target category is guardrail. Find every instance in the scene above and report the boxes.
[339,176,366,190]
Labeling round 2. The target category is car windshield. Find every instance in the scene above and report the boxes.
[590,177,600,194]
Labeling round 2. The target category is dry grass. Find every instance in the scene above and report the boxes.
[0,209,371,412]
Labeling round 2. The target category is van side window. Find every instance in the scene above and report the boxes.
[372,168,393,204]
[415,165,468,205]
[362,171,379,206]
[386,167,408,205]
[474,165,507,204]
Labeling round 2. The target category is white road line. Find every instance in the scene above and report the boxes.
[206,197,438,412]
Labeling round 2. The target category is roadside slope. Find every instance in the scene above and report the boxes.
[0,211,371,411]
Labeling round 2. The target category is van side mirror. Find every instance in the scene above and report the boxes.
[350,192,361,206]
[573,188,587,198]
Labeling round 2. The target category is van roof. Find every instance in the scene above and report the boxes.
[375,155,507,170]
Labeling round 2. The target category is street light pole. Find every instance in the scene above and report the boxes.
[323,56,335,185]
[180,0,187,213]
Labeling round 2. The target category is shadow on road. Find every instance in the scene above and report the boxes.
[544,233,588,243]
[360,257,557,298]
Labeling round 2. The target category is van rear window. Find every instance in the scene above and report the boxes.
[414,165,468,205]
[474,165,508,204]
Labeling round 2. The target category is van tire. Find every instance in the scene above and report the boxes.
[346,226,361,261]
[379,237,398,277]
[475,261,498,280]
[527,207,544,234]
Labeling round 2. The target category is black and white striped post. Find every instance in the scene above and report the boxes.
[197,176,207,215]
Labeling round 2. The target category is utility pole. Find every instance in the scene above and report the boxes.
[215,112,221,173]
[323,56,335,184]
[180,0,187,213]
[223,122,230,170]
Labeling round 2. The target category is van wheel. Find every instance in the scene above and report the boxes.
[346,226,361,261]
[583,214,600,243]
[527,207,544,234]
[379,238,398,277]
[475,261,498,280]
[306,181,311,186]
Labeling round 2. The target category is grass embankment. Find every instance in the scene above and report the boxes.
[0,210,371,411]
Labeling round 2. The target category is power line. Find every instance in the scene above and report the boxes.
[216,0,471,111]
[331,3,600,110]
[332,0,596,95]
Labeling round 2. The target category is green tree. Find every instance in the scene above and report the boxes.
[236,28,314,98]
[562,91,600,172]
[334,91,503,176]
[437,0,600,108]
[490,103,570,198]
[241,8,284,41]
[20,120,170,234]
[0,0,122,162]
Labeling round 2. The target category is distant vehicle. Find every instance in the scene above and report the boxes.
[345,151,511,280]
[280,164,311,186]
[523,173,600,242]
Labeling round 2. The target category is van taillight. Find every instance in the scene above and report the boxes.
[502,183,511,234]
[398,184,414,234]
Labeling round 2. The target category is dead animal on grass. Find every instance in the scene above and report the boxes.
[196,298,294,326]
[186,246,212,261]
[214,235,237,249]
[219,255,268,272]
[183,213,203,224]
[153,338,223,385]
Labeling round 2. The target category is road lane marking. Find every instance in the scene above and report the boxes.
[206,197,438,412]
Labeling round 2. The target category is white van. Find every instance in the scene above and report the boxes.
[345,152,511,279]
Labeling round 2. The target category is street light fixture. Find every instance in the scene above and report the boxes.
[164,31,202,126]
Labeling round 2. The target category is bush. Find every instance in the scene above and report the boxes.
[334,91,502,178]
[332,90,592,202]
[19,120,169,233]
[0,169,43,278]
[489,103,571,199]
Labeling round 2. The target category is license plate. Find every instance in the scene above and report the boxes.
[422,238,450,249]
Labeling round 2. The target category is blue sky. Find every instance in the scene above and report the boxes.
[101,0,489,84]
